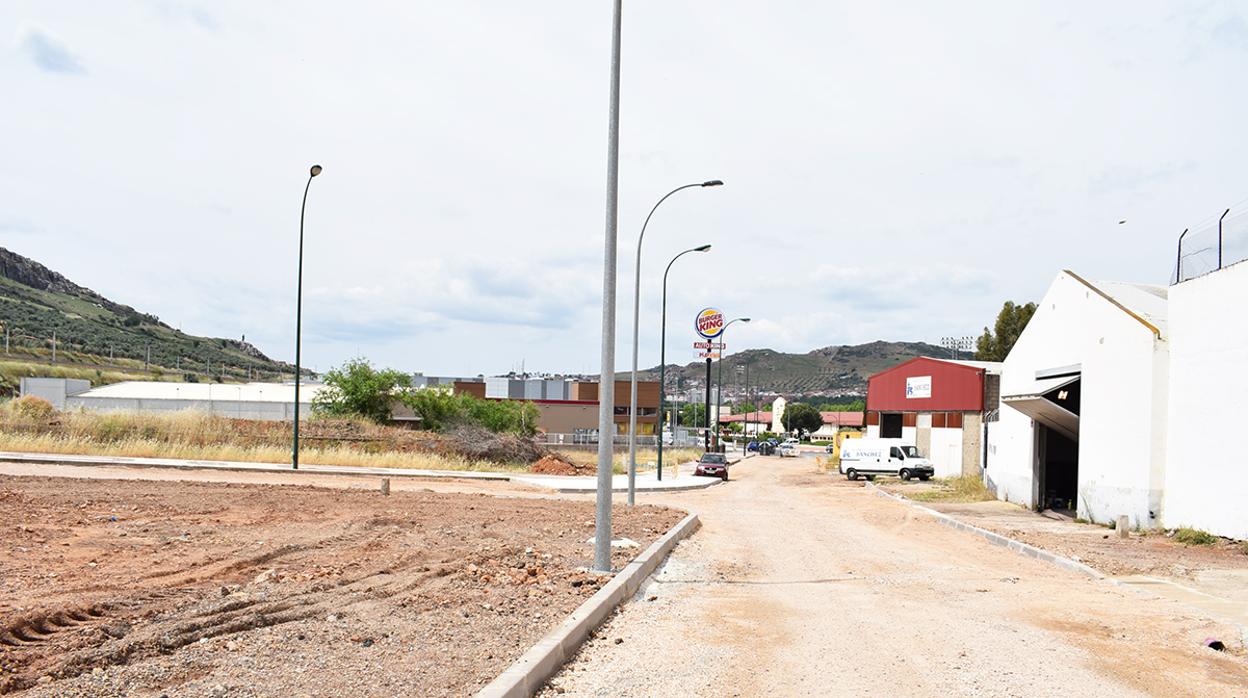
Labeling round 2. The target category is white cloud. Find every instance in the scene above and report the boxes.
[14,21,85,74]
[3,1,1248,377]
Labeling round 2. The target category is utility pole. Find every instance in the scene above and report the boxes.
[703,358,712,451]
[51,331,57,363]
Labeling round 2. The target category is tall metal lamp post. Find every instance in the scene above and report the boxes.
[292,164,322,470]
[627,180,722,505]
[714,317,750,450]
[656,244,711,480]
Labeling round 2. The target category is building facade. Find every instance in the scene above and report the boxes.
[865,357,1002,478]
[988,271,1168,529]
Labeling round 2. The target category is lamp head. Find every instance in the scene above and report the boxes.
[309,165,323,177]
[740,317,752,323]
[701,180,724,187]
[694,244,712,252]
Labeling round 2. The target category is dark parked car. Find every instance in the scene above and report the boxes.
[694,452,730,480]
[757,442,776,456]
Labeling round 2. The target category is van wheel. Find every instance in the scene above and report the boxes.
[900,468,912,481]
[846,469,858,481]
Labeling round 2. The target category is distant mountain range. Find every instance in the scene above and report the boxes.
[0,247,296,382]
[627,341,957,399]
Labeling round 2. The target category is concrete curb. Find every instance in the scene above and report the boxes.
[475,512,701,698]
[0,451,513,482]
[0,451,718,493]
[864,482,1105,580]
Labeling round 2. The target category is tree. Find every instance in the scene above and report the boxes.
[312,358,412,423]
[680,402,707,428]
[781,402,824,436]
[976,301,1037,361]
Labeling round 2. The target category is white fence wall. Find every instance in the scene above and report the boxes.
[1164,261,1248,539]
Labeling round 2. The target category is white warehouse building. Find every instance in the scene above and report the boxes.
[988,270,1168,529]
[990,263,1248,540]
[22,379,327,421]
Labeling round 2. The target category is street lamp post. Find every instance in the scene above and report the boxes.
[714,317,750,451]
[656,244,711,480]
[292,164,322,471]
[592,0,623,574]
[627,181,722,506]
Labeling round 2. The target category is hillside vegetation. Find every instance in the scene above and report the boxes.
[0,247,298,394]
[634,340,956,397]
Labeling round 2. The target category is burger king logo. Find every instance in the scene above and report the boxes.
[695,307,725,339]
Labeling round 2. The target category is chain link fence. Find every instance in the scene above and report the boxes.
[1174,206,1248,284]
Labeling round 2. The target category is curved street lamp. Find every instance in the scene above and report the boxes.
[626,180,722,504]
[714,317,750,450]
[292,164,322,470]
[655,243,711,481]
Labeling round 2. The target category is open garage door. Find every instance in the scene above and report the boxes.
[1001,373,1080,440]
[1003,370,1082,513]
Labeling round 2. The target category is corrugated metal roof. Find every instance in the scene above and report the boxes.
[76,381,328,403]
[922,357,1004,374]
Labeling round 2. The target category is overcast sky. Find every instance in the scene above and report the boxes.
[4,2,1247,376]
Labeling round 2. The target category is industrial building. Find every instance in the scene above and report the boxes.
[987,271,1168,528]
[31,379,328,421]
[21,374,659,439]
[864,357,1002,478]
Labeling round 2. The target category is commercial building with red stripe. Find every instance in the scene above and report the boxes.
[865,357,1001,477]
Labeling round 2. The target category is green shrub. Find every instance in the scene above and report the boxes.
[1174,528,1217,546]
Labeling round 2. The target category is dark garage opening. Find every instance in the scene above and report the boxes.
[881,413,902,439]
[1038,425,1078,513]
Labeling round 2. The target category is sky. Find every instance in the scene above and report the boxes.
[4,1,1248,377]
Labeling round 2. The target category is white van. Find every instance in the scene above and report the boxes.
[839,439,934,481]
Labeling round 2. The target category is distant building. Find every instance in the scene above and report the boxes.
[864,357,1003,478]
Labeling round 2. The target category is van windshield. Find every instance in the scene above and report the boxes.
[902,446,922,458]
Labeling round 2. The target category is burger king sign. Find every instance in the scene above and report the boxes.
[695,307,725,340]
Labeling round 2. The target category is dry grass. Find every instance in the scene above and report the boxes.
[553,447,701,474]
[905,475,995,503]
[0,408,531,472]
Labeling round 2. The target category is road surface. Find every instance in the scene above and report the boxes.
[540,456,1248,697]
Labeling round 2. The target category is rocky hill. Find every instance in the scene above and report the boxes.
[630,340,955,398]
[0,247,295,385]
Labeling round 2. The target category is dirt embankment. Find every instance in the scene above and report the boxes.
[0,476,682,696]
[528,454,595,477]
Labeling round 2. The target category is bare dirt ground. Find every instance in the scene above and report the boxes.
[541,457,1248,697]
[878,479,1248,578]
[0,475,681,696]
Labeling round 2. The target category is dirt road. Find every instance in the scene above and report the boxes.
[542,456,1248,697]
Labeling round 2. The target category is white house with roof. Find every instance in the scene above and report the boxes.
[988,270,1169,529]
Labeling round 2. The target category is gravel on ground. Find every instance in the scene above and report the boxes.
[0,475,681,697]
[539,457,1248,697]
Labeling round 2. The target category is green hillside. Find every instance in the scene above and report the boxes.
[0,247,297,395]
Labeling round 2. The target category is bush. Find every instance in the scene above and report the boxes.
[6,395,55,420]
[312,358,412,423]
[399,388,540,436]
[1174,528,1218,546]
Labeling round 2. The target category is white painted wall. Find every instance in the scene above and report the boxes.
[929,427,964,478]
[1164,261,1248,539]
[988,272,1168,528]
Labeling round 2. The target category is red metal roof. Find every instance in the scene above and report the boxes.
[719,412,773,423]
[820,411,865,427]
[866,357,985,412]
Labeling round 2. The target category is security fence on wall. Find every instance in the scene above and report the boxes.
[1173,205,1248,284]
